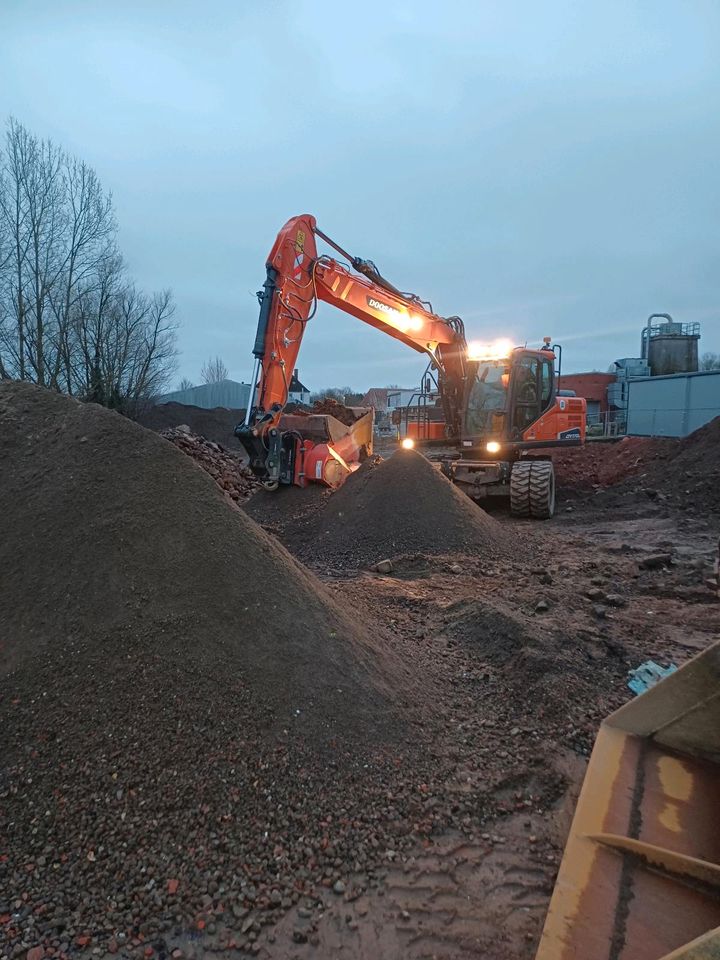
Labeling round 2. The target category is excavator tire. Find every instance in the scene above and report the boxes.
[510,460,555,519]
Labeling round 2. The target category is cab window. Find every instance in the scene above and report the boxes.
[541,358,553,408]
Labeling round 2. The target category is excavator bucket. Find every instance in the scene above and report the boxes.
[278,407,374,487]
[536,640,720,960]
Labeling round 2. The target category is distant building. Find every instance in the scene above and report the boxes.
[288,369,311,405]
[558,373,616,422]
[156,379,251,410]
[360,388,390,411]
[387,388,423,410]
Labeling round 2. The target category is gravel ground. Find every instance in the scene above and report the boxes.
[2,384,718,960]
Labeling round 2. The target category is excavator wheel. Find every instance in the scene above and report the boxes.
[510,460,555,519]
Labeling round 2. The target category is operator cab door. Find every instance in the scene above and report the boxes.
[510,353,554,437]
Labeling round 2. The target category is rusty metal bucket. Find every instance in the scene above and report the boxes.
[536,640,720,960]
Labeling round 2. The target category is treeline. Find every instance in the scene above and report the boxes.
[0,118,177,412]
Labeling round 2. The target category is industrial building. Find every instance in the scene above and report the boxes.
[156,379,251,410]
[613,314,717,438]
[156,369,311,411]
[626,370,720,437]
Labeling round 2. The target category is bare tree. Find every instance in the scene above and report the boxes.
[0,117,179,413]
[700,351,720,371]
[201,355,229,383]
[177,377,194,390]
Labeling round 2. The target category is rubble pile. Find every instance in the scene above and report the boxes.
[161,425,258,502]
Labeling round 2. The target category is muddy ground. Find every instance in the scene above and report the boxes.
[241,465,719,960]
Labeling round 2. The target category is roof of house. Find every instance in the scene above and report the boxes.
[289,372,309,393]
[360,388,389,409]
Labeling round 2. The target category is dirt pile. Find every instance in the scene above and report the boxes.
[0,382,428,956]
[552,436,677,488]
[554,417,720,512]
[300,449,514,569]
[137,400,245,448]
[161,425,258,502]
[644,416,720,511]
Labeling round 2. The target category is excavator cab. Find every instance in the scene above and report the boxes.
[442,342,587,518]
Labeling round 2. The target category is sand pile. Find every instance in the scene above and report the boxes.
[0,382,424,956]
[301,449,514,569]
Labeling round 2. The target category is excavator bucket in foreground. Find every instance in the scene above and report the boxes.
[536,639,720,960]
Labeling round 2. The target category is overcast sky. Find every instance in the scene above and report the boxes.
[2,0,718,391]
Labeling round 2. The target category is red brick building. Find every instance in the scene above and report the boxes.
[558,372,616,420]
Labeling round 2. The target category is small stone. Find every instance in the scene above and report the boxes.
[585,587,606,602]
[241,917,254,934]
[292,929,308,944]
[592,604,607,619]
[332,880,346,895]
[534,600,550,613]
[605,593,626,607]
[27,949,45,960]
[449,563,463,575]
[297,907,312,919]
[375,559,393,574]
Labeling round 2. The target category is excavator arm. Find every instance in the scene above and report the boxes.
[237,214,468,484]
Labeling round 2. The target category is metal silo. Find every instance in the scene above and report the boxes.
[640,313,700,376]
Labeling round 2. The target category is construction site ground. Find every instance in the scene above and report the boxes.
[242,457,720,959]
[2,386,719,960]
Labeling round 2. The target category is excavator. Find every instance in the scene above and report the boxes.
[236,214,586,518]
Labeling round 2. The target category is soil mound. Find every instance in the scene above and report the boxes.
[302,449,514,568]
[136,400,245,448]
[554,417,720,512]
[0,381,405,730]
[0,382,424,953]
[552,436,677,488]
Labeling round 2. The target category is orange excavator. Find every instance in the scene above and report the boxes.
[236,214,586,518]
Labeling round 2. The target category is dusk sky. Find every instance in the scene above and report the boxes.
[2,0,718,392]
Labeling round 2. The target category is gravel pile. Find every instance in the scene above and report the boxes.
[0,382,430,957]
[161,426,258,503]
[301,449,514,569]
